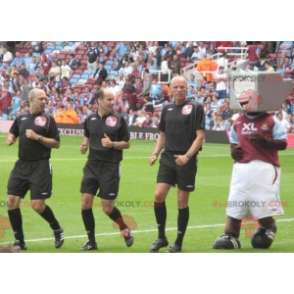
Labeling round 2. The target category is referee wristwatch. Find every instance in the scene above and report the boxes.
[39,135,43,142]
[112,142,116,148]
[185,152,192,159]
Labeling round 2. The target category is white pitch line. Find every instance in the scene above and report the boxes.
[1,218,293,245]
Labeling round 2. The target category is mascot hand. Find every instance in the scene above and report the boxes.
[249,132,269,147]
[230,144,243,161]
[249,132,287,150]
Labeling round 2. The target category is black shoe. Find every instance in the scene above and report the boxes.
[54,227,65,249]
[213,234,241,249]
[121,228,134,247]
[166,244,182,253]
[149,238,169,252]
[251,224,277,249]
[79,240,98,251]
[13,240,27,250]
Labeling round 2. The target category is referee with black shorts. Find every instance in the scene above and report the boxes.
[149,76,205,253]
[6,88,64,250]
[79,88,133,251]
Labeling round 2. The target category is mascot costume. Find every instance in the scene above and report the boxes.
[213,70,292,249]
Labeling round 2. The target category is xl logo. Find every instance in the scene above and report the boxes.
[242,123,257,132]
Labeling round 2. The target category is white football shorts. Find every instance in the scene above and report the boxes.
[226,160,284,220]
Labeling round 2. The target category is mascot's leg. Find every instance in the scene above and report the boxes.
[213,217,242,249]
[251,217,276,249]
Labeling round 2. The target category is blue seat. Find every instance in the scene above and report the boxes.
[110,70,119,76]
[83,70,92,75]
[72,74,81,79]
[105,60,114,66]
[55,46,63,51]
[70,78,78,85]
[46,45,55,49]
[104,65,112,71]
[81,74,89,80]
[43,48,53,55]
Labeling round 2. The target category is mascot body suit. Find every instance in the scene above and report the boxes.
[213,70,292,249]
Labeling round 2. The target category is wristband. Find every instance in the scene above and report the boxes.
[152,152,158,156]
[112,142,116,148]
[39,135,43,142]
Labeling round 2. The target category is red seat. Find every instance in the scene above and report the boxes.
[91,89,97,94]
[77,50,86,55]
[73,88,82,93]
[75,54,82,60]
[80,59,88,65]
[20,48,28,54]
[85,83,93,89]
[59,53,66,60]
[81,55,88,60]
[107,42,115,47]
[74,69,83,75]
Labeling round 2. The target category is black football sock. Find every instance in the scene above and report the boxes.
[108,207,128,231]
[154,201,167,239]
[225,217,241,239]
[8,208,24,243]
[175,207,189,248]
[81,209,96,244]
[39,205,60,231]
[258,217,275,229]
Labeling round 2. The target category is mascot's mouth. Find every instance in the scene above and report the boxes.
[237,96,250,109]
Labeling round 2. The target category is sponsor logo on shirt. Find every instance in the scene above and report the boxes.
[182,105,192,115]
[34,116,47,127]
[106,116,118,127]
[241,122,257,135]
[20,117,27,120]
[167,108,173,111]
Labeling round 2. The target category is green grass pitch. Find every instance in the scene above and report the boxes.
[0,135,293,253]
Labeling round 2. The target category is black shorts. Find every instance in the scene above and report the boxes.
[80,160,120,200]
[7,159,53,200]
[157,151,198,192]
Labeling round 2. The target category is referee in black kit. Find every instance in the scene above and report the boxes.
[79,88,133,251]
[6,88,64,250]
[149,76,205,253]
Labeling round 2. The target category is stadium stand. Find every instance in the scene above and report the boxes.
[0,41,293,130]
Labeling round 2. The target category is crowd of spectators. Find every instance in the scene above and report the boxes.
[0,41,293,133]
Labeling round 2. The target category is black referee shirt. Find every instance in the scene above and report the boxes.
[9,111,60,161]
[84,112,130,163]
[159,101,205,152]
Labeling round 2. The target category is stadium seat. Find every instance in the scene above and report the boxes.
[70,78,79,84]
[20,48,28,54]
[105,60,115,66]
[73,88,82,93]
[87,78,96,85]
[110,70,119,76]
[77,50,86,55]
[83,70,93,75]
[74,69,83,75]
[55,46,63,51]
[59,53,66,60]
[81,74,89,80]
[63,46,72,51]
[52,50,60,54]
[104,65,112,71]
[77,79,87,84]
[44,48,53,55]
[80,59,88,65]
[81,55,88,60]
[75,54,82,60]
[91,89,97,94]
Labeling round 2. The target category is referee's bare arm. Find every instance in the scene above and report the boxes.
[25,129,60,149]
[80,137,89,154]
[149,131,165,166]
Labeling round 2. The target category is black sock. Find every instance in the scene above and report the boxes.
[81,209,96,243]
[8,208,24,243]
[39,205,60,231]
[108,207,128,231]
[175,207,189,248]
[154,201,166,239]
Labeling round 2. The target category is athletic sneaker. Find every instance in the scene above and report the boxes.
[13,240,27,250]
[54,227,65,249]
[149,238,169,252]
[79,240,98,251]
[166,244,182,253]
[213,234,241,249]
[121,228,134,247]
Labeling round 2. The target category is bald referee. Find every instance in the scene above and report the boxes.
[79,88,133,251]
[6,88,64,250]
[149,76,205,253]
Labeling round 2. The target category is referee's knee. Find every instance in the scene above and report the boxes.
[7,195,21,210]
[154,191,167,203]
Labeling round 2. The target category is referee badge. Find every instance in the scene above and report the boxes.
[106,116,118,127]
[182,105,192,115]
[34,116,47,127]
